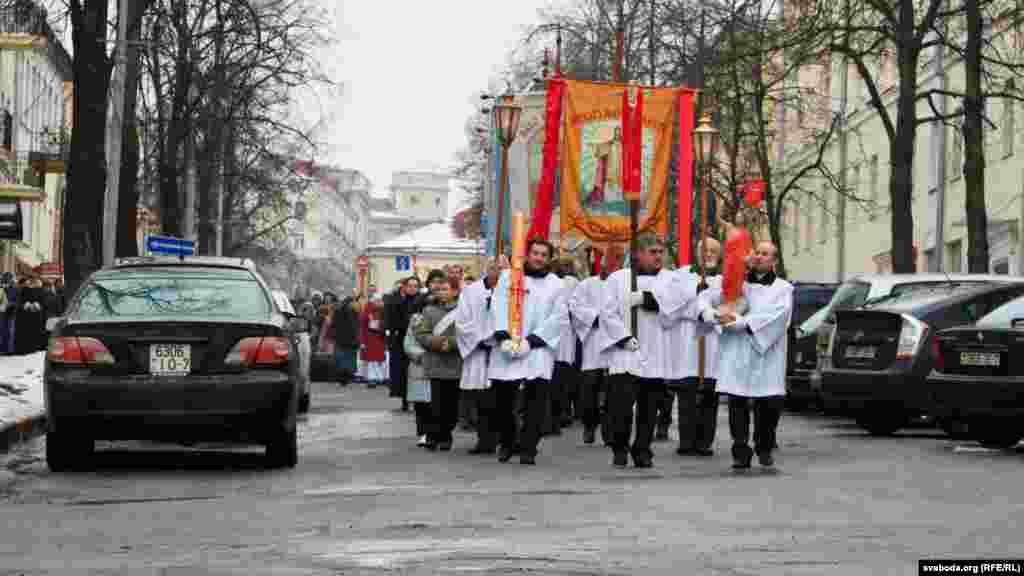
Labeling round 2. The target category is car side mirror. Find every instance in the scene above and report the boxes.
[288,317,310,333]
[1011,317,1024,328]
[45,316,62,332]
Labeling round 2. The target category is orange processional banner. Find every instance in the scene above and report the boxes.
[559,80,682,243]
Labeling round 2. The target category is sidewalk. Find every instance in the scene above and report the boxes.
[0,352,46,451]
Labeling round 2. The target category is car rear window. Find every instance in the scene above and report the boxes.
[74,271,271,321]
[862,283,985,308]
[976,295,1024,328]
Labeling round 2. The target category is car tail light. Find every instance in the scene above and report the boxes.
[225,337,289,367]
[47,337,115,365]
[896,315,929,360]
[932,337,944,372]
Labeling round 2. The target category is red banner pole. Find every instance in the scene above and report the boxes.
[677,90,695,267]
[526,79,565,241]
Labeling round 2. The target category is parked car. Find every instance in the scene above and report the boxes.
[801,274,1024,407]
[786,282,839,408]
[43,256,309,471]
[822,281,1024,436]
[272,290,311,413]
[929,294,1024,448]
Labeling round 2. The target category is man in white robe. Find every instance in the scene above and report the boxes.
[571,245,623,445]
[598,234,699,468]
[549,258,580,436]
[489,239,569,465]
[455,258,502,455]
[698,241,793,469]
[665,238,723,457]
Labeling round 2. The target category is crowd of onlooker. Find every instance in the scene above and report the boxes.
[0,272,65,356]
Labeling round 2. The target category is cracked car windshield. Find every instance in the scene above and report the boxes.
[75,270,270,320]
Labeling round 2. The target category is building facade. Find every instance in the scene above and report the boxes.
[367,170,449,246]
[365,222,485,290]
[777,23,1024,280]
[0,0,72,278]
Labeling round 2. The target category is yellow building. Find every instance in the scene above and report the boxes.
[364,221,485,291]
[0,1,73,278]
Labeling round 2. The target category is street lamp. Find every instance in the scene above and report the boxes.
[493,93,522,258]
[692,111,719,388]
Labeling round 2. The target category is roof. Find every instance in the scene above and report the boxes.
[366,221,484,256]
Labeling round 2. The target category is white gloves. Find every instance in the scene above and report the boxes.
[622,337,640,352]
[629,291,645,307]
[499,338,531,357]
[700,308,719,323]
[725,316,749,331]
[499,339,518,355]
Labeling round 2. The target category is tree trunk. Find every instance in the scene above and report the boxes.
[64,0,111,298]
[889,44,919,273]
[964,0,989,272]
[116,0,145,258]
[158,0,191,237]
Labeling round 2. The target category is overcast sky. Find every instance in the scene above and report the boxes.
[324,2,557,215]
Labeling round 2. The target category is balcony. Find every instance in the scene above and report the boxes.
[0,1,73,79]
[28,128,70,175]
[0,152,45,203]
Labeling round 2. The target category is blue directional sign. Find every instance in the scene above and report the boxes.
[146,235,195,256]
[395,255,411,271]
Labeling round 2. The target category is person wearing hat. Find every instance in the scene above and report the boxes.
[597,234,699,468]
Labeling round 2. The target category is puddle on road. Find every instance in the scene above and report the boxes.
[297,536,609,573]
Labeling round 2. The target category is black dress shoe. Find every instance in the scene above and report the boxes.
[695,448,714,457]
[425,441,438,451]
[633,456,653,468]
[613,452,628,467]
[438,441,452,451]
[468,445,496,455]
[583,427,596,444]
[498,447,514,462]
[655,424,670,441]
[520,455,536,465]
[732,459,751,469]
[676,445,694,456]
[758,452,774,467]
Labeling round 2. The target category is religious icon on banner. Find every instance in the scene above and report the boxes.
[579,123,653,216]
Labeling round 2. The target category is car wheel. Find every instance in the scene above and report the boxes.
[266,427,297,469]
[46,432,93,472]
[857,411,905,436]
[299,392,310,413]
[785,397,809,412]
[974,421,1022,449]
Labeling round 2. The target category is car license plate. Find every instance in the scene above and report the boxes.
[150,344,191,376]
[845,345,876,359]
[960,351,1000,367]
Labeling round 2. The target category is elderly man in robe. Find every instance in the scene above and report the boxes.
[598,234,699,468]
[665,238,723,457]
[571,245,624,445]
[489,239,568,465]
[455,257,503,455]
[698,241,793,469]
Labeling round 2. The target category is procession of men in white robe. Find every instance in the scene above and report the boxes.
[441,235,792,470]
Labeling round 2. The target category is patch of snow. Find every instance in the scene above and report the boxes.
[0,352,46,431]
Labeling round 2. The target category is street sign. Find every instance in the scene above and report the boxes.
[395,255,411,271]
[146,235,195,256]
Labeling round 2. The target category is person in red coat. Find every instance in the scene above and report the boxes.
[360,292,388,388]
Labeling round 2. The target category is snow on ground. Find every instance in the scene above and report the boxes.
[0,352,45,431]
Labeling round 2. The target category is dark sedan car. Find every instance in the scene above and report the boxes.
[929,295,1024,448]
[786,282,839,408]
[821,281,1024,436]
[43,257,309,471]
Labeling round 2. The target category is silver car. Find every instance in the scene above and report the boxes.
[272,291,311,413]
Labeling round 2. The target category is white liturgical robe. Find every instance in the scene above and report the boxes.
[557,276,580,365]
[664,266,723,381]
[598,268,697,379]
[488,269,568,382]
[698,276,793,397]
[455,278,494,391]
[570,276,608,371]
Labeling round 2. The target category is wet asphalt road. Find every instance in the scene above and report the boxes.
[2,381,1024,575]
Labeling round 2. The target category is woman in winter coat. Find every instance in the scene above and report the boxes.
[413,276,463,451]
[360,292,388,388]
[333,295,362,385]
[15,277,45,354]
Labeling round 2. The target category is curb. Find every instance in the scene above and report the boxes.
[0,412,47,453]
